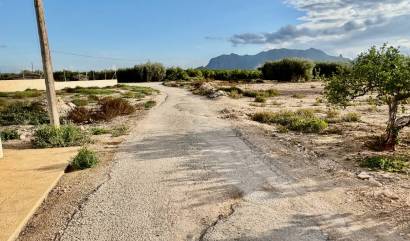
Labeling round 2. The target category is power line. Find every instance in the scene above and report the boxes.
[51,50,142,62]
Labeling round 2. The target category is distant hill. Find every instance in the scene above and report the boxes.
[204,48,350,70]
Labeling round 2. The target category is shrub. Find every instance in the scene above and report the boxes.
[255,96,267,103]
[291,93,306,99]
[326,109,340,119]
[0,102,49,125]
[228,89,242,99]
[243,89,279,98]
[1,129,19,141]
[144,100,156,109]
[186,69,204,78]
[32,124,90,148]
[252,109,328,133]
[94,98,135,121]
[67,107,94,124]
[260,58,315,82]
[361,156,409,172]
[90,127,111,135]
[342,112,361,122]
[111,125,129,137]
[72,98,89,107]
[211,69,262,81]
[117,63,166,83]
[165,67,190,81]
[70,147,99,170]
[313,62,351,79]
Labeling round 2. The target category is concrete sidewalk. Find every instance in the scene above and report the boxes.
[0,147,78,241]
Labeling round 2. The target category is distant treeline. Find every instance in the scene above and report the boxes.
[0,60,350,83]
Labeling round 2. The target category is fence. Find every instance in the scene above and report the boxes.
[0,79,118,92]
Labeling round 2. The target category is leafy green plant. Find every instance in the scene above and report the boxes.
[325,45,410,150]
[70,147,99,170]
[32,124,90,148]
[1,129,19,141]
[253,109,328,133]
[361,156,409,172]
[63,86,116,95]
[313,62,351,79]
[260,58,315,82]
[144,100,157,109]
[0,102,49,125]
[111,125,129,137]
[72,98,89,107]
[90,127,111,135]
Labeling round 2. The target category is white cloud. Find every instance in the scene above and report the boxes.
[230,0,410,57]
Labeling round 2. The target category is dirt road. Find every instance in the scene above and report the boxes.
[59,83,406,241]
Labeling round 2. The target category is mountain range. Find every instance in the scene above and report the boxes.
[204,48,350,70]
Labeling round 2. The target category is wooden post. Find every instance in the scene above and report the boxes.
[0,136,3,159]
[34,0,60,127]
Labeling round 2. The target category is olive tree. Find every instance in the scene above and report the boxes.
[325,45,410,151]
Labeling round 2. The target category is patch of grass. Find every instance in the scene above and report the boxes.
[277,125,289,133]
[228,89,242,99]
[360,156,409,172]
[89,127,111,135]
[252,109,328,133]
[62,86,116,96]
[254,96,267,103]
[117,85,159,96]
[72,98,89,107]
[243,88,279,98]
[326,109,340,119]
[342,112,361,122]
[291,93,306,99]
[1,129,19,141]
[144,100,157,109]
[111,125,129,137]
[0,89,43,99]
[70,147,99,170]
[0,102,49,125]
[32,124,90,148]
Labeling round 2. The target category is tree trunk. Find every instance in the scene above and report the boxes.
[383,102,399,151]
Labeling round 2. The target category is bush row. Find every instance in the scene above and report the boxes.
[1,60,349,83]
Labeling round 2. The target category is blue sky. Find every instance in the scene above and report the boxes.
[1,0,410,72]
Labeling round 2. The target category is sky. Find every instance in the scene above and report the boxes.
[1,0,410,72]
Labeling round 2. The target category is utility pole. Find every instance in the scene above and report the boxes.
[34,0,60,126]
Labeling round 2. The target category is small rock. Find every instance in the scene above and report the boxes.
[368,177,383,187]
[358,172,372,180]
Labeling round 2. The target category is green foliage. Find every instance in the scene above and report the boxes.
[144,100,157,109]
[361,156,409,172]
[111,125,129,137]
[313,62,351,79]
[212,69,262,81]
[54,70,116,81]
[260,58,315,82]
[186,69,203,78]
[0,102,49,125]
[0,89,43,99]
[70,147,99,170]
[32,125,90,148]
[325,45,410,150]
[165,67,190,81]
[252,109,328,133]
[62,86,116,95]
[1,129,19,141]
[90,127,111,135]
[72,98,89,107]
[117,63,166,83]
[255,96,267,103]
